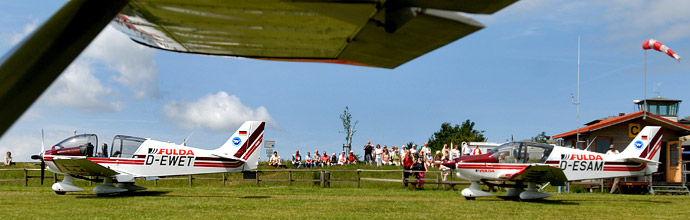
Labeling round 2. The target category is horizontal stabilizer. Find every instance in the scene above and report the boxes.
[625,157,660,165]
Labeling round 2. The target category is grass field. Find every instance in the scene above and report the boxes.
[1,163,689,219]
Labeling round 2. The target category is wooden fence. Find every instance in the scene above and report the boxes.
[0,168,471,189]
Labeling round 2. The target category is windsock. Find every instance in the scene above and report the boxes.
[642,39,681,62]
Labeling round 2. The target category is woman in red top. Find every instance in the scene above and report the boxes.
[347,151,358,164]
[402,150,413,187]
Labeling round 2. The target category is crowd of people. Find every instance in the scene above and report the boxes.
[269,141,484,171]
[268,149,361,168]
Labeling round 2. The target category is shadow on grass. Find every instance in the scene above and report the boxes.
[75,190,171,198]
[494,196,580,205]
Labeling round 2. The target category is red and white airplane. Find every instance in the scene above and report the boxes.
[32,121,264,195]
[443,126,662,200]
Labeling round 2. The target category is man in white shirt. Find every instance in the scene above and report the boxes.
[462,142,472,156]
[421,143,431,155]
[606,144,620,193]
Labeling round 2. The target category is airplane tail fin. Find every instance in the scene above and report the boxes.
[619,126,663,163]
[213,121,265,170]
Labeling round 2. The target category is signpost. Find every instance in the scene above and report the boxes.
[264,141,275,159]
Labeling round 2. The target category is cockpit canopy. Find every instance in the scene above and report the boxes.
[489,142,554,164]
[53,134,98,156]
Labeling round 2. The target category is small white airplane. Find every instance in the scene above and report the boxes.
[442,126,662,200]
[31,121,264,195]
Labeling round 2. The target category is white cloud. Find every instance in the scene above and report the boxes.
[601,0,690,41]
[9,19,38,45]
[42,59,124,112]
[163,91,276,131]
[29,24,160,113]
[83,26,161,99]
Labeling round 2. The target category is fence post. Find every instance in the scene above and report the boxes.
[401,170,406,187]
[222,173,226,187]
[154,179,158,186]
[288,170,292,186]
[356,170,360,188]
[436,172,440,189]
[188,175,193,187]
[320,171,325,188]
[24,169,28,186]
[256,171,260,186]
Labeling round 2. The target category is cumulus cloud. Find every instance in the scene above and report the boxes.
[42,59,124,112]
[163,92,276,131]
[83,26,161,99]
[32,24,160,112]
[9,19,38,45]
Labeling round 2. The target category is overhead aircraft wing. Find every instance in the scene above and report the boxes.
[113,0,518,69]
[53,158,120,177]
[508,164,568,186]
[0,0,516,138]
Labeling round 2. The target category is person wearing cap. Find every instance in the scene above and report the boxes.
[606,144,620,193]
[347,151,358,165]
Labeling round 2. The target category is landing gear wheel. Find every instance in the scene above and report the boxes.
[465,197,475,200]
[55,191,66,195]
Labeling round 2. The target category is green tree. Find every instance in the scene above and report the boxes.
[339,106,359,147]
[532,131,549,143]
[427,120,486,153]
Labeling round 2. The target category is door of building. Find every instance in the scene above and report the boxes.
[666,141,682,183]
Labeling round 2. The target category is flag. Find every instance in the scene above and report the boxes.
[239,131,247,136]
[641,135,648,140]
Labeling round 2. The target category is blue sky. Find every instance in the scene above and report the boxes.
[2,0,690,161]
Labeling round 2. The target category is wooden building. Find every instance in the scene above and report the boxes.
[553,98,690,184]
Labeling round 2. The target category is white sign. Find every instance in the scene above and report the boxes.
[264,141,275,148]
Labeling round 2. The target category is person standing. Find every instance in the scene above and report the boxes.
[472,145,482,155]
[402,150,413,187]
[363,141,374,165]
[451,145,461,160]
[607,144,621,194]
[374,144,383,167]
[421,143,431,155]
[462,142,471,156]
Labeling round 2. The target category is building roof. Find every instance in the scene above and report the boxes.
[552,111,690,139]
[636,97,682,103]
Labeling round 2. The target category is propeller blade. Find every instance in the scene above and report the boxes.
[40,160,45,185]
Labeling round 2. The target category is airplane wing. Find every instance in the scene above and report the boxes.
[53,158,120,177]
[114,0,518,69]
[0,0,516,137]
[508,164,568,186]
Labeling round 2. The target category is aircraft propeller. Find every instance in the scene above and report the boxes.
[30,129,46,185]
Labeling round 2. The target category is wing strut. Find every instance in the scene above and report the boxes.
[0,0,129,136]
